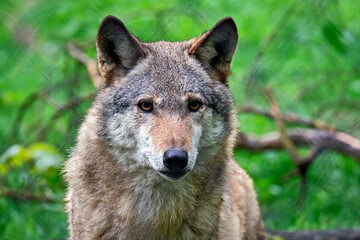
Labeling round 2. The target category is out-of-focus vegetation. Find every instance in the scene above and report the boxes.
[1,0,359,239]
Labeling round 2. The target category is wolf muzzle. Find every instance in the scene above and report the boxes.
[160,148,189,180]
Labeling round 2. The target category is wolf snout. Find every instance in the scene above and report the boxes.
[163,148,188,170]
[157,148,191,181]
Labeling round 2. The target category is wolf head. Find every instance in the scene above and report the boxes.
[95,16,238,181]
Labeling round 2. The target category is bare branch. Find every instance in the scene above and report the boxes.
[0,188,57,203]
[10,82,72,143]
[11,92,40,141]
[236,129,360,163]
[238,104,337,131]
[37,92,96,140]
[11,90,61,142]
[38,91,62,110]
[263,88,310,204]
[264,88,305,166]
[66,43,103,88]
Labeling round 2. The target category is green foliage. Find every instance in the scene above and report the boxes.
[235,150,360,230]
[0,143,67,239]
[1,0,359,239]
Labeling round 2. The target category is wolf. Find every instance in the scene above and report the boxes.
[64,15,266,240]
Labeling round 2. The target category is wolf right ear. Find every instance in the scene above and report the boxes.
[189,17,238,84]
[96,16,145,84]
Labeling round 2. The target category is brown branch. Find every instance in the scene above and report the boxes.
[264,88,304,166]
[10,82,71,143]
[238,104,337,131]
[0,188,57,203]
[264,88,309,205]
[11,92,40,141]
[66,43,103,88]
[235,129,360,163]
[37,92,96,140]
[11,89,61,142]
[38,91,61,110]
[267,229,360,240]
[52,92,95,120]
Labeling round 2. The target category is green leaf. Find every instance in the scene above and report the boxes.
[0,145,30,174]
[28,142,62,172]
[322,21,347,54]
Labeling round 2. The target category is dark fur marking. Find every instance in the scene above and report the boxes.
[112,85,142,113]
[210,56,220,68]
[214,40,229,56]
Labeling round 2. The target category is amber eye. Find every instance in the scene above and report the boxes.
[188,100,202,112]
[138,101,153,112]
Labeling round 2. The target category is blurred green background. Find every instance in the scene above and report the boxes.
[1,0,360,239]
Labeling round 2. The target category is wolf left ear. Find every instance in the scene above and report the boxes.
[189,17,238,84]
[96,16,145,84]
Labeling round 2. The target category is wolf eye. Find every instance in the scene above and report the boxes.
[138,101,153,112]
[188,100,202,112]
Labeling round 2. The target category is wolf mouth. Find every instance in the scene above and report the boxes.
[159,170,189,180]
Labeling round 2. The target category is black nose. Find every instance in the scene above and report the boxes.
[163,148,188,170]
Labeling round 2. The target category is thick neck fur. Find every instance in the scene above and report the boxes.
[66,105,237,240]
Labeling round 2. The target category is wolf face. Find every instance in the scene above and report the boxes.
[95,16,238,181]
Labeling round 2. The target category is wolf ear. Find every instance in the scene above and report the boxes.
[96,16,145,83]
[189,17,238,84]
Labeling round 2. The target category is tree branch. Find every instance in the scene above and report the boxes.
[11,87,64,143]
[66,43,103,88]
[238,104,337,131]
[236,129,360,163]
[264,87,310,204]
[0,188,57,203]
[37,92,96,140]
[264,88,305,166]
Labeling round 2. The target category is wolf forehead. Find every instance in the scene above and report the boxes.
[126,41,213,92]
[105,41,234,113]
